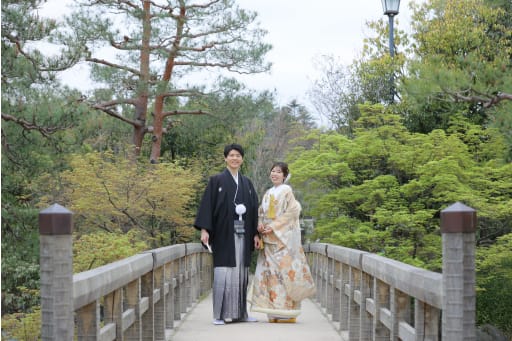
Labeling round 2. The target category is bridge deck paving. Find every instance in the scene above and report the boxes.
[169,292,342,341]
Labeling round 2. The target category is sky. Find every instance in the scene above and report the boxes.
[234,0,419,109]
[39,0,421,120]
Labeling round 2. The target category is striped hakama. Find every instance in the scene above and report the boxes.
[212,231,249,321]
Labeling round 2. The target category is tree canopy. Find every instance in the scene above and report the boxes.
[401,0,512,138]
[38,150,202,247]
[55,0,272,162]
[289,104,511,270]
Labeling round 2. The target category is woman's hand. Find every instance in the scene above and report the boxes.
[260,225,272,235]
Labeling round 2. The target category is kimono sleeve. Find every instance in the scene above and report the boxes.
[193,176,217,232]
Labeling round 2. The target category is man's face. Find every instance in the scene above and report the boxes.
[225,149,243,170]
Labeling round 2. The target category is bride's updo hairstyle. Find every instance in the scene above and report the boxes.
[270,162,289,182]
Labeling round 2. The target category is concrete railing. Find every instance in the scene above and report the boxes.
[39,204,212,341]
[304,202,476,341]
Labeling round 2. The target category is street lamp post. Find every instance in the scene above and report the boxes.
[381,0,400,103]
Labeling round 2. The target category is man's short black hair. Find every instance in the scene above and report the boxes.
[224,143,244,157]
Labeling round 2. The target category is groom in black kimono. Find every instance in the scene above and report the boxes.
[194,143,261,325]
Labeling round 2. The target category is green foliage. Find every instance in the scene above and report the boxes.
[2,0,68,85]
[1,307,41,341]
[290,104,511,272]
[476,233,512,337]
[160,80,275,163]
[402,0,512,156]
[73,230,148,272]
[2,218,39,314]
[38,150,202,247]
[1,265,39,305]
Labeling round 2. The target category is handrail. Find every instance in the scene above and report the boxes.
[305,243,443,340]
[39,203,212,341]
[304,202,477,341]
[71,243,211,340]
[39,202,476,340]
[73,253,154,310]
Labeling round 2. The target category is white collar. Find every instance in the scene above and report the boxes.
[269,183,288,195]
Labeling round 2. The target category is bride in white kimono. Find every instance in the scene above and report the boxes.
[249,162,316,323]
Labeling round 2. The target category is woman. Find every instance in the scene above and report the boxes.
[249,162,316,323]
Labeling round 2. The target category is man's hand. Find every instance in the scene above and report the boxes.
[200,229,209,246]
[254,234,262,249]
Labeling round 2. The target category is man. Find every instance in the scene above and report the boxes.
[194,144,261,325]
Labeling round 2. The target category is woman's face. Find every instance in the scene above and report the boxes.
[270,166,284,186]
[225,149,243,171]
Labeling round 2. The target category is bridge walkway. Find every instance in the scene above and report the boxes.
[170,292,341,341]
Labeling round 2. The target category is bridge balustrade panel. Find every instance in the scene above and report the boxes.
[305,243,442,341]
[72,243,212,340]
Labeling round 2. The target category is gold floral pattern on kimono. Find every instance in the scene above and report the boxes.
[249,184,316,318]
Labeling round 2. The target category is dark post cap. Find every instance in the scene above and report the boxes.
[39,203,73,235]
[440,202,476,233]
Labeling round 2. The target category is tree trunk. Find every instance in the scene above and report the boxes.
[134,0,152,158]
[150,94,165,162]
[148,2,184,163]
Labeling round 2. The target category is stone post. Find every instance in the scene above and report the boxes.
[39,204,74,341]
[440,202,476,341]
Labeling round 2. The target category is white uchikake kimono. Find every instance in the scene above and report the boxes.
[249,184,316,319]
